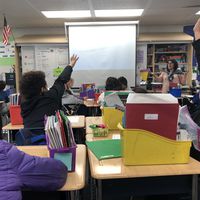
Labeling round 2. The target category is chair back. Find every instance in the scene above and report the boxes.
[15,128,46,145]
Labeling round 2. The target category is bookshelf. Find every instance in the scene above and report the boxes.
[147,43,192,84]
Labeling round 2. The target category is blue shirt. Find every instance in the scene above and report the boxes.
[0,90,9,103]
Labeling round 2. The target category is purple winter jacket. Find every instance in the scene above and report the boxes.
[0,140,68,200]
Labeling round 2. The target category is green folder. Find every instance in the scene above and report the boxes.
[86,139,122,160]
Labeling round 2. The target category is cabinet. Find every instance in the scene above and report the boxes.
[147,43,192,84]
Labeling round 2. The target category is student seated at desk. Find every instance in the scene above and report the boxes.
[0,140,67,200]
[118,76,128,90]
[97,76,121,106]
[132,86,148,93]
[153,59,186,93]
[62,78,83,104]
[18,55,78,144]
[62,78,88,116]
[0,80,10,114]
[0,80,9,103]
[0,81,10,136]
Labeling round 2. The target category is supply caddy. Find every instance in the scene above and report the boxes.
[45,110,77,172]
[89,124,108,137]
[118,124,191,165]
[102,91,131,130]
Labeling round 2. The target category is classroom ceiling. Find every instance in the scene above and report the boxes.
[0,0,200,28]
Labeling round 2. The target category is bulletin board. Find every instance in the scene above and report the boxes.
[21,44,69,87]
[0,36,15,80]
[0,36,15,65]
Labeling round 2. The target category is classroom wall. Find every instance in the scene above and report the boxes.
[12,27,65,38]
[0,24,192,90]
[140,25,184,33]
[0,24,185,38]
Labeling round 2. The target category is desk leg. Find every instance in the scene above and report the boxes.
[70,190,79,200]
[88,107,98,116]
[97,180,102,200]
[192,174,198,200]
[73,128,85,144]
[7,130,10,143]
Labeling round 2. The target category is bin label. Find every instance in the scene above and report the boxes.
[144,114,158,120]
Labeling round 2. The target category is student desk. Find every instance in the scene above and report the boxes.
[88,149,200,200]
[68,115,85,144]
[86,116,103,134]
[85,116,121,141]
[86,116,200,200]
[2,123,23,142]
[17,144,86,200]
[84,100,100,116]
[3,115,85,143]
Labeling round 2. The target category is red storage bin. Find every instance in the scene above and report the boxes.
[126,93,179,140]
[9,105,23,125]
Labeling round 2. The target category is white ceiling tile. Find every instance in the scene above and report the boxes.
[0,0,199,28]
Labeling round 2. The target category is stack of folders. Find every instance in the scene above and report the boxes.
[45,110,76,149]
[9,93,21,105]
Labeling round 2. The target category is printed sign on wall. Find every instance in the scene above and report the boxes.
[0,36,15,66]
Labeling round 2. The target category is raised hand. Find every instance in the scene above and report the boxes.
[69,54,79,68]
[193,18,200,40]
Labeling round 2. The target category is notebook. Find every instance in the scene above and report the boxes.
[86,139,122,160]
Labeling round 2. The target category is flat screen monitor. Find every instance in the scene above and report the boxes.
[5,73,15,86]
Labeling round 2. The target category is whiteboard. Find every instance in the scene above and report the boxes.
[21,45,69,87]
[21,46,35,72]
[66,22,137,87]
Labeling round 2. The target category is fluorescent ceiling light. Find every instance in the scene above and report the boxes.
[41,10,91,18]
[94,9,144,17]
[196,11,200,15]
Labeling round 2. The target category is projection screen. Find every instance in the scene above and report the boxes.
[65,22,138,87]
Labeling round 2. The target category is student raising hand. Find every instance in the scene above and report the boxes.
[193,18,200,41]
[69,54,79,68]
[20,54,79,134]
[193,18,200,69]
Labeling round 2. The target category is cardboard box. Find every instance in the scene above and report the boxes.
[126,93,179,140]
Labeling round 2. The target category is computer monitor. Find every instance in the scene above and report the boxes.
[5,73,15,86]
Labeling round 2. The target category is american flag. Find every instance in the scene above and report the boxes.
[2,16,11,46]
